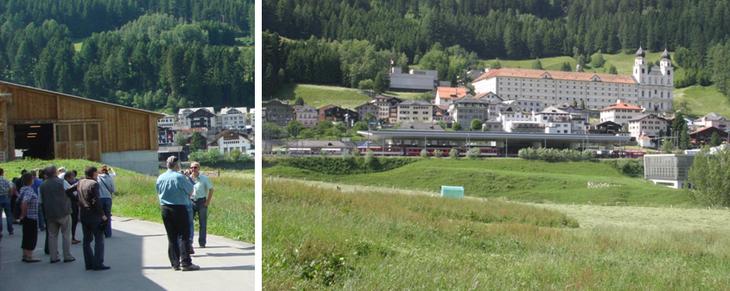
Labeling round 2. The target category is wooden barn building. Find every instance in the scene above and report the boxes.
[0,81,164,175]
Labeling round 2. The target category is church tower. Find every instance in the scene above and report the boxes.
[659,48,673,87]
[632,46,647,84]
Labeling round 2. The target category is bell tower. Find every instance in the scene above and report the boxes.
[632,46,647,84]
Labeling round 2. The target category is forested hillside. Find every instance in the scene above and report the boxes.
[264,0,730,99]
[0,0,254,112]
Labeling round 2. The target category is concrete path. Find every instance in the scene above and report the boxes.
[0,216,254,291]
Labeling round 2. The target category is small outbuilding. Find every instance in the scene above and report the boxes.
[0,81,164,175]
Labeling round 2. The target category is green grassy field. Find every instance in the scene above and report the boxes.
[1,159,254,242]
[270,83,371,109]
[266,158,692,207]
[674,85,730,118]
[264,178,730,289]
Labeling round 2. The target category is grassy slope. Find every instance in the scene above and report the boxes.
[270,83,371,109]
[265,158,692,206]
[674,85,730,118]
[1,159,254,242]
[264,178,730,289]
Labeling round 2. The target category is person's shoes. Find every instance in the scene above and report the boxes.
[181,264,200,271]
[22,258,41,263]
[8,232,13,235]
[190,248,195,255]
[50,259,61,264]
[93,265,111,271]
[199,244,206,248]
[63,257,76,263]
[172,265,181,271]
[72,239,81,244]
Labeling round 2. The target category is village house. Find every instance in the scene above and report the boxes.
[600,100,644,128]
[435,86,468,106]
[354,102,379,122]
[690,126,729,145]
[448,98,491,128]
[591,121,623,134]
[207,130,253,155]
[628,113,670,144]
[218,107,249,130]
[397,100,434,123]
[319,105,359,125]
[372,95,402,123]
[293,104,318,128]
[693,112,729,131]
[187,108,218,129]
[262,100,295,126]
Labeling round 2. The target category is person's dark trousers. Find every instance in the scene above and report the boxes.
[38,203,45,230]
[80,212,105,269]
[71,203,80,240]
[161,205,192,268]
[10,194,20,222]
[0,195,13,234]
[21,218,38,251]
[192,198,208,247]
[100,198,112,237]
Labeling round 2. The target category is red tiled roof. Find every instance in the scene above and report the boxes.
[473,68,637,84]
[601,100,643,111]
[436,87,468,99]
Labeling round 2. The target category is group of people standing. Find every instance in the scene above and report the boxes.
[0,165,116,271]
[1,158,213,273]
[156,156,214,272]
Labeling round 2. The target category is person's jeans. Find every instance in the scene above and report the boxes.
[0,195,14,234]
[81,212,105,269]
[192,198,208,247]
[47,215,73,261]
[161,205,192,267]
[100,198,112,237]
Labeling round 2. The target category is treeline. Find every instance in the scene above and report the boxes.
[0,0,253,38]
[264,0,730,60]
[0,13,254,111]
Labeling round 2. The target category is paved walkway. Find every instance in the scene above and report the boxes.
[0,216,254,291]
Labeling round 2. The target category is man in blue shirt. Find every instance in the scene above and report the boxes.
[156,156,200,271]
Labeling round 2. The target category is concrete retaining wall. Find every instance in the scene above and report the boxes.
[102,150,159,176]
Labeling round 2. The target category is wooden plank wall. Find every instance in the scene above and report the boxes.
[0,83,160,153]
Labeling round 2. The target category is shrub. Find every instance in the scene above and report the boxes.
[188,149,252,167]
[517,148,596,162]
[420,149,429,158]
[433,149,443,158]
[605,159,644,177]
[466,148,480,159]
[449,148,459,159]
[279,156,415,175]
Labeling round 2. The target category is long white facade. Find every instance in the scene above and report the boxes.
[472,48,673,112]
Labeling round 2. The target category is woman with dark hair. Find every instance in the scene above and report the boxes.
[64,170,81,244]
[19,173,40,263]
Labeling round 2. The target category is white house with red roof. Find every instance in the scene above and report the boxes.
[599,100,644,127]
[435,86,468,106]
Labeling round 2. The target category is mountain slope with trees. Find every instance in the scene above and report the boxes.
[0,0,254,112]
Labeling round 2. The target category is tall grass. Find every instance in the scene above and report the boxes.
[265,158,693,206]
[0,159,254,242]
[264,178,730,290]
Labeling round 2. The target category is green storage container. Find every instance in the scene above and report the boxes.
[440,186,464,199]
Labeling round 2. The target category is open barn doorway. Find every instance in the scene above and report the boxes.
[14,124,54,160]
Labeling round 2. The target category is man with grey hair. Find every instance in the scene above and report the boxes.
[40,166,75,263]
[156,156,199,271]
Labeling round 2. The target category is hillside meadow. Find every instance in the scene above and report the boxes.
[263,178,730,290]
[1,159,254,242]
[265,158,693,207]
